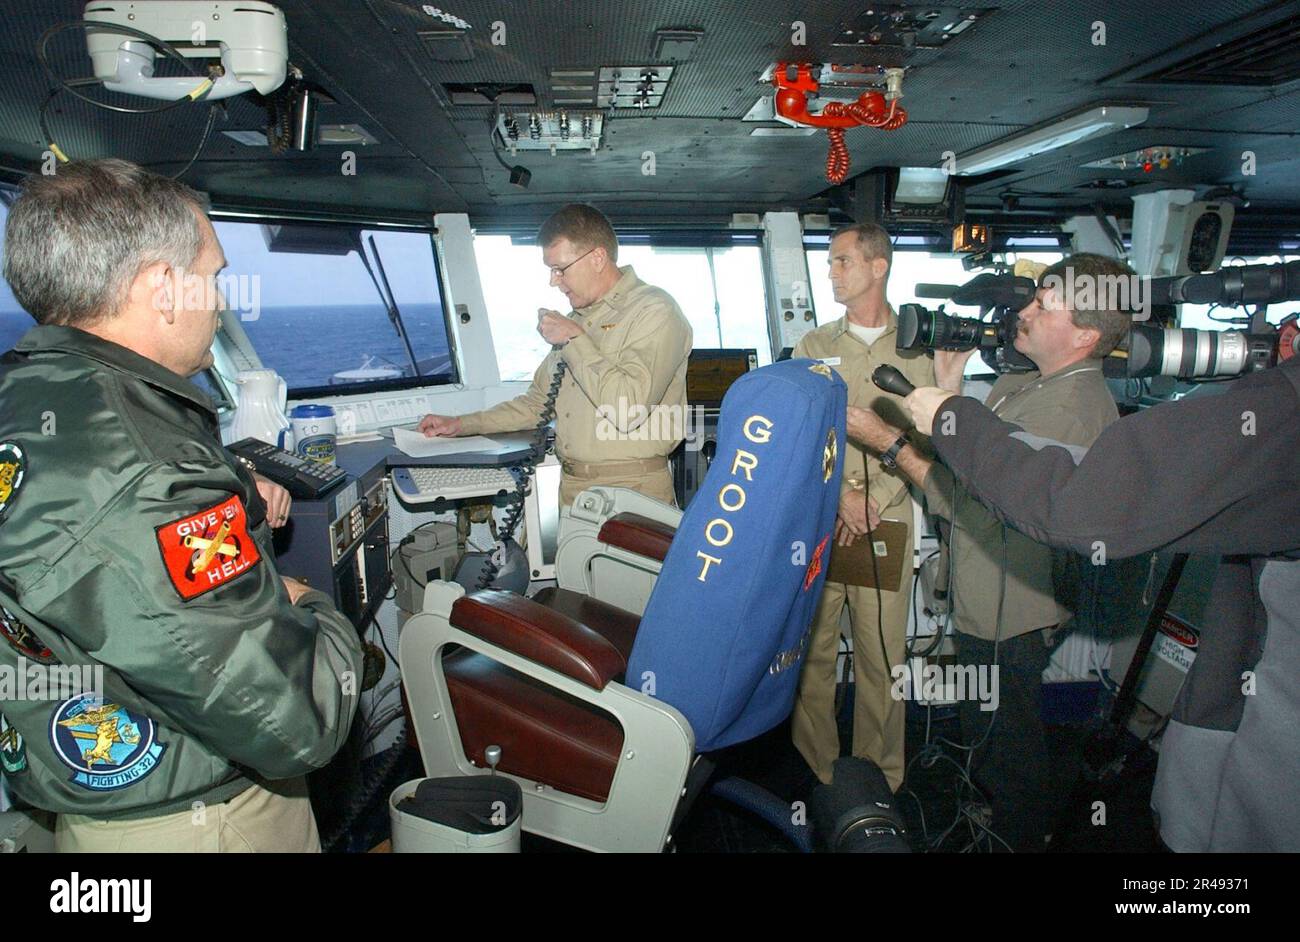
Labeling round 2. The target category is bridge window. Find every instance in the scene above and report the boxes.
[0,193,34,355]
[473,233,770,381]
[210,218,455,397]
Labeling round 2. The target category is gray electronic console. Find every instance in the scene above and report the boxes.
[273,445,392,632]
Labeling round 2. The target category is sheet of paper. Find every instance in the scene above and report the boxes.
[392,427,502,458]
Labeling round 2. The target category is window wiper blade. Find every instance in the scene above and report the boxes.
[357,233,420,376]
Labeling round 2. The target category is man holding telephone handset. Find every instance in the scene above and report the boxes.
[419,204,691,506]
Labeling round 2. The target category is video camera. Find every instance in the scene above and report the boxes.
[898,260,1300,379]
[1115,261,1300,379]
[896,272,1038,373]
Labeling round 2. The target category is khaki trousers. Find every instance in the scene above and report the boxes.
[559,465,676,507]
[55,778,321,853]
[792,529,914,791]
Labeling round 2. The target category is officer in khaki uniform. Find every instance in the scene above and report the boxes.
[791,224,935,791]
[847,253,1135,850]
[420,204,692,506]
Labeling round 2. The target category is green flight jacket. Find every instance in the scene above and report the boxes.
[0,326,363,820]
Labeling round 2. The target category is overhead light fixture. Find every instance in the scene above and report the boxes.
[954,105,1149,176]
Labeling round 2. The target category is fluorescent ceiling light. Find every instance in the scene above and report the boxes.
[954,105,1149,176]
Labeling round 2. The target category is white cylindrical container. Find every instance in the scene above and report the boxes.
[389,776,522,853]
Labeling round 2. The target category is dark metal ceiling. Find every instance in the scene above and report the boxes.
[0,0,1297,236]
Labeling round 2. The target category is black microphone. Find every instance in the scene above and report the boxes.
[872,365,915,397]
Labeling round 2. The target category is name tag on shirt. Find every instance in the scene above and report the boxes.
[817,357,842,366]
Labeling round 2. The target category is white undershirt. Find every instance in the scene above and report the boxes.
[846,322,888,347]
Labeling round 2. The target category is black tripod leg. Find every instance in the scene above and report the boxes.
[1049,552,1187,850]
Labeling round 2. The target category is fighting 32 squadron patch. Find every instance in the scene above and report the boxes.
[49,696,165,791]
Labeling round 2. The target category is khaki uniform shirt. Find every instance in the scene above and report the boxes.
[923,360,1118,640]
[793,312,937,519]
[459,266,692,465]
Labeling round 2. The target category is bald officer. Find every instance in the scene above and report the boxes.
[791,223,936,792]
[419,204,692,506]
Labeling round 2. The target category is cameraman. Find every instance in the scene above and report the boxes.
[900,349,1300,851]
[848,253,1135,851]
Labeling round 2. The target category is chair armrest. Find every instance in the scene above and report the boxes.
[598,512,677,562]
[449,590,626,690]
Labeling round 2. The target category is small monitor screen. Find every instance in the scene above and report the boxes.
[894,167,950,205]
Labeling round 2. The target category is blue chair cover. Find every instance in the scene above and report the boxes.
[627,358,846,750]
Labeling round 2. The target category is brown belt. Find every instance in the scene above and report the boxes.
[559,456,669,478]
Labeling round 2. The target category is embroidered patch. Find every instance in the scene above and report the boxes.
[154,495,262,602]
[49,695,165,791]
[0,442,26,522]
[0,713,26,774]
[0,606,56,663]
[803,534,831,591]
[808,363,834,379]
[822,427,837,483]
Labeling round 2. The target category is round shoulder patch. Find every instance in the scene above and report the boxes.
[48,695,166,792]
[0,442,25,521]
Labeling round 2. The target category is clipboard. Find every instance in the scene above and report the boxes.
[827,519,908,592]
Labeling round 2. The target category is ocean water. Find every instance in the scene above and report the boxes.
[0,303,453,392]
[234,303,452,389]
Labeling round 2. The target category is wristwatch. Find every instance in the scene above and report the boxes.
[879,433,909,469]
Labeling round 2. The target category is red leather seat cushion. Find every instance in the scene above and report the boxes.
[441,591,644,804]
[443,650,624,803]
[597,512,676,562]
[530,587,641,664]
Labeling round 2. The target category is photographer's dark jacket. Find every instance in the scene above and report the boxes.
[929,357,1300,851]
[0,326,363,820]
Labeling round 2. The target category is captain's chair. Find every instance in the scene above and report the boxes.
[551,486,680,616]
[400,359,846,852]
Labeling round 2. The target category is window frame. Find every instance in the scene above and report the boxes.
[207,208,460,400]
[472,226,771,371]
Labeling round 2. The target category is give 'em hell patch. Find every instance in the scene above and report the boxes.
[155,495,261,601]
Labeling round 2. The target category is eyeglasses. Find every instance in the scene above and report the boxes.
[548,247,596,279]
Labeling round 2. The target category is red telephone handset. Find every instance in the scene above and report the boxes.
[771,63,908,184]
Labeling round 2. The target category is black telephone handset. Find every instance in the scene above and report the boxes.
[228,437,348,499]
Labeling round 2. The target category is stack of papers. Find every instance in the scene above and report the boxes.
[392,427,504,458]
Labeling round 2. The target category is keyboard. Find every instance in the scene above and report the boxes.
[390,465,521,505]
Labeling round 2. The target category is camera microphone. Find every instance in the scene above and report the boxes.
[872,365,916,397]
[914,283,958,299]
